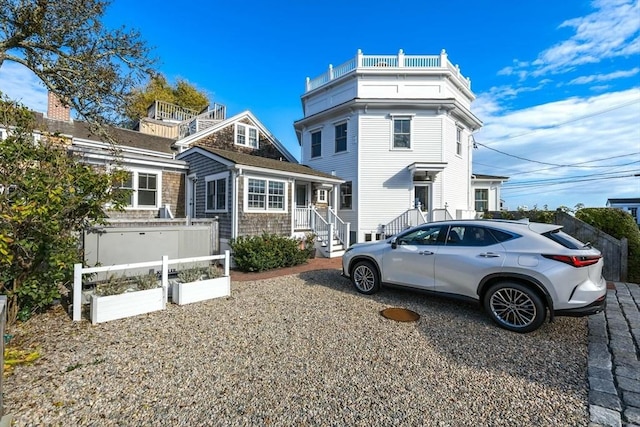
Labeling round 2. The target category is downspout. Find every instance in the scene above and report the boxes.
[468,134,472,213]
[232,168,241,241]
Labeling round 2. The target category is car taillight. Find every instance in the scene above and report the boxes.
[542,254,602,267]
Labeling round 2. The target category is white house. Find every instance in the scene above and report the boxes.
[607,198,640,225]
[294,49,486,243]
[471,174,509,214]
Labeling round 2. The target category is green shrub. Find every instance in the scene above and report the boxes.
[229,233,312,272]
[576,208,640,282]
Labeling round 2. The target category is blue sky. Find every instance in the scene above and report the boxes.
[1,0,638,210]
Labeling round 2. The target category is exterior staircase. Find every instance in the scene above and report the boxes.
[294,206,349,258]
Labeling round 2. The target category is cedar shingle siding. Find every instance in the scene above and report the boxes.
[236,178,292,237]
[194,120,288,161]
[180,152,233,240]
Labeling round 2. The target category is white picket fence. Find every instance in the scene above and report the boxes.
[73,251,230,322]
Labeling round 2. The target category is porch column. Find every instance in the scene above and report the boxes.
[333,183,340,210]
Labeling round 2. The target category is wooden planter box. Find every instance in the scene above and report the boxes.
[90,287,165,324]
[172,276,230,305]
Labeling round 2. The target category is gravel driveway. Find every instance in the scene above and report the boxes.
[4,270,589,426]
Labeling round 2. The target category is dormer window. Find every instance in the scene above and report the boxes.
[235,123,259,148]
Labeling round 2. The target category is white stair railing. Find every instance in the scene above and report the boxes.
[310,208,330,247]
[328,207,350,248]
[383,208,427,237]
[430,208,454,221]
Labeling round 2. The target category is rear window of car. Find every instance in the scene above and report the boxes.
[542,229,587,249]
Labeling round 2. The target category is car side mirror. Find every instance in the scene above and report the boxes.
[391,238,397,249]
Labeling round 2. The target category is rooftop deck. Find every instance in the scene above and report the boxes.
[305,49,471,93]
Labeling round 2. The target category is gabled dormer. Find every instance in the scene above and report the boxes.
[175,110,297,163]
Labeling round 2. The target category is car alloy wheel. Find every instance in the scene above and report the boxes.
[484,282,545,333]
[351,261,380,295]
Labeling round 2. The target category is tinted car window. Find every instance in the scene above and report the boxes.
[397,225,443,246]
[487,228,520,243]
[543,229,587,249]
[446,226,499,247]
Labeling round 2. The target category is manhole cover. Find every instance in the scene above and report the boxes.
[380,307,420,322]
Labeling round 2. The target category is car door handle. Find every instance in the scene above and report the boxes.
[479,252,501,258]
[418,251,434,255]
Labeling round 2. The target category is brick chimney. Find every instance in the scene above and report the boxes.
[47,92,71,121]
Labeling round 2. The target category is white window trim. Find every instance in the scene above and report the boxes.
[474,187,489,212]
[317,189,328,203]
[390,115,413,150]
[310,128,322,159]
[243,176,289,213]
[334,121,348,154]
[456,127,463,157]
[205,172,229,213]
[234,123,259,149]
[116,167,162,210]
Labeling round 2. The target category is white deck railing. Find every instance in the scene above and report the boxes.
[73,251,230,321]
[305,49,470,92]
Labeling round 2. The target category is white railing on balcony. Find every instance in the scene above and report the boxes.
[148,100,201,122]
[305,49,470,92]
[383,208,427,237]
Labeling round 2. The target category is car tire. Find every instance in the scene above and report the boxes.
[351,260,380,295]
[483,282,546,333]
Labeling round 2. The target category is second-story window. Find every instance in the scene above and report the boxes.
[311,130,322,158]
[235,123,259,148]
[456,127,463,156]
[393,118,411,149]
[335,123,347,153]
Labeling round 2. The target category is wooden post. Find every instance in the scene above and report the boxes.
[73,263,83,321]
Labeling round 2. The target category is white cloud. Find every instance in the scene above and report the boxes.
[0,62,47,112]
[503,0,640,79]
[473,89,640,208]
[568,67,640,84]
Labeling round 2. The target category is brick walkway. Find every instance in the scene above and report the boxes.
[588,282,640,427]
[229,256,342,282]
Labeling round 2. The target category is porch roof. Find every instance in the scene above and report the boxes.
[186,146,345,183]
[408,162,447,177]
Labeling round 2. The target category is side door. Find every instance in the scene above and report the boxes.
[381,224,445,289]
[433,225,506,298]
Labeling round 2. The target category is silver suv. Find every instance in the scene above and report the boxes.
[342,219,606,333]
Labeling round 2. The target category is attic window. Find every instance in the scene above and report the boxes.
[235,123,259,149]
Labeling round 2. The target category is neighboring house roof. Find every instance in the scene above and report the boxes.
[178,146,344,183]
[607,198,640,204]
[34,113,177,154]
[472,174,509,181]
[174,110,297,163]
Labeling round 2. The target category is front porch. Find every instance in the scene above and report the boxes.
[294,206,349,258]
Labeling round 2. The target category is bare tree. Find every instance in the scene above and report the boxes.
[0,0,156,135]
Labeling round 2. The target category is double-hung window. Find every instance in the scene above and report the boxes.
[335,123,347,153]
[475,189,489,212]
[235,123,259,148]
[393,117,411,149]
[340,181,352,210]
[246,177,287,212]
[115,169,160,208]
[456,127,463,156]
[205,172,227,212]
[311,130,322,158]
